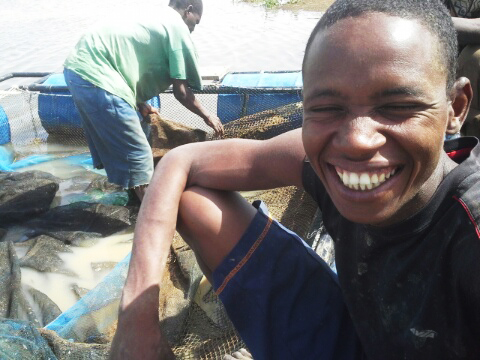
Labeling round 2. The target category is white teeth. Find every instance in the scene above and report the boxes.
[336,167,398,191]
[349,172,359,186]
[359,173,370,187]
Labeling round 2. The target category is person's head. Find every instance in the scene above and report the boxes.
[301,0,472,226]
[169,0,203,32]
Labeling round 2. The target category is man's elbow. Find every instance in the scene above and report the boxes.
[172,83,189,103]
[173,89,187,103]
[160,143,197,169]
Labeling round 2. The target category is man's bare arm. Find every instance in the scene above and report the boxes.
[172,78,224,137]
[110,129,305,359]
[452,17,480,46]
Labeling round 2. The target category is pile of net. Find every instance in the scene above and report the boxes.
[0,88,335,359]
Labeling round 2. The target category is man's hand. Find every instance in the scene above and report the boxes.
[172,79,225,137]
[223,348,253,360]
[205,114,224,137]
[109,287,175,360]
[110,321,174,360]
[138,102,161,118]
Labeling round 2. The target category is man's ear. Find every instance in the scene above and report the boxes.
[446,77,473,135]
[184,4,193,14]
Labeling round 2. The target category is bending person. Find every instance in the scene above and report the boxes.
[111,0,480,359]
[443,0,480,137]
[63,0,224,201]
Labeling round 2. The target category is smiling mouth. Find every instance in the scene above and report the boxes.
[334,166,399,191]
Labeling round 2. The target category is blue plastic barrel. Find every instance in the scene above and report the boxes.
[42,73,68,87]
[38,74,83,133]
[0,105,10,145]
[218,71,303,123]
[37,73,160,135]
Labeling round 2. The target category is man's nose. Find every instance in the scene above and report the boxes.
[333,116,386,159]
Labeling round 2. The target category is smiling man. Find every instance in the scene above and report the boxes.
[110,0,480,359]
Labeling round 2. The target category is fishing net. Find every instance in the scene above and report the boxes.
[0,83,335,359]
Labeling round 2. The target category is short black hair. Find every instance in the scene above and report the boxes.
[169,0,203,15]
[302,0,458,90]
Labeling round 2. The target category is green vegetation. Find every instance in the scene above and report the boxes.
[265,0,279,8]
[242,0,299,9]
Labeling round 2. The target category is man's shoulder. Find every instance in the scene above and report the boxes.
[455,174,480,237]
[446,137,480,236]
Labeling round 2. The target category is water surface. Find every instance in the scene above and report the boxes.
[0,0,324,81]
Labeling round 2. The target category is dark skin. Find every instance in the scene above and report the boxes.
[444,1,480,46]
[138,79,224,138]
[223,348,253,360]
[302,15,471,226]
[109,13,472,360]
[452,17,480,46]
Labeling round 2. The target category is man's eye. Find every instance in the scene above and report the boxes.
[380,103,421,111]
[309,106,344,113]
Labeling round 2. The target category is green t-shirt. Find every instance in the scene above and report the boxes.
[64,6,202,109]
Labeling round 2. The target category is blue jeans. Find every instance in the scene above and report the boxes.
[64,68,153,189]
[212,201,364,360]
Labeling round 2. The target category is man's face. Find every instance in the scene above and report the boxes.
[183,6,202,33]
[302,14,454,226]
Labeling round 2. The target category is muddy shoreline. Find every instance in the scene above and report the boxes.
[243,0,335,12]
[281,0,335,12]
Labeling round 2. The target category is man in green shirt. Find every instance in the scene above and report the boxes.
[63,0,223,201]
